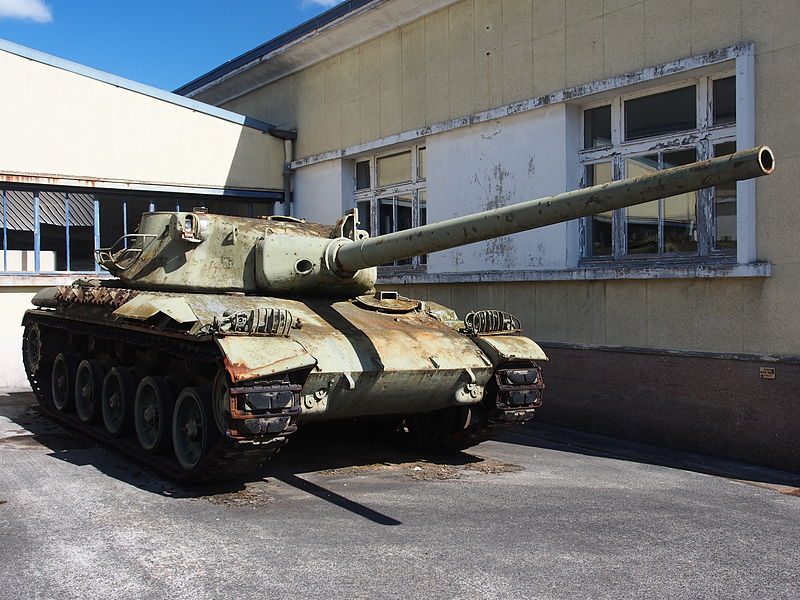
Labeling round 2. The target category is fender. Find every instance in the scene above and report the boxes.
[471,335,548,365]
[215,335,317,383]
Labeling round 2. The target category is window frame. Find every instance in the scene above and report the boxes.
[578,71,739,263]
[354,144,427,270]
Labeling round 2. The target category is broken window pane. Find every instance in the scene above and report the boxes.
[713,77,736,126]
[714,141,737,250]
[377,151,412,186]
[624,86,696,140]
[625,155,659,254]
[585,162,613,256]
[584,105,611,148]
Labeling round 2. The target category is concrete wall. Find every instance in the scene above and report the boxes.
[0,49,285,191]
[0,289,40,390]
[426,105,579,272]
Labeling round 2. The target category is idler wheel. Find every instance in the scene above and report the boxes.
[74,359,106,424]
[134,376,174,454]
[51,353,77,413]
[172,387,219,472]
[101,367,136,437]
[22,323,44,375]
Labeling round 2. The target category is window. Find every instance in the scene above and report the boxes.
[580,74,737,260]
[0,187,274,274]
[354,145,427,268]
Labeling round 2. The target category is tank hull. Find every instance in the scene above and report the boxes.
[22,282,546,480]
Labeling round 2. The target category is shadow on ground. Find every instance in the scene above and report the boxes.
[505,421,800,492]
[7,390,799,514]
[1,392,512,515]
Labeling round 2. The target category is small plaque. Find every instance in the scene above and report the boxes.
[759,367,776,380]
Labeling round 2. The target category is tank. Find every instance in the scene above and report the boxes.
[21,146,775,481]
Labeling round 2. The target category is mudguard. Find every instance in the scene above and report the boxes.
[215,335,317,383]
[471,335,548,364]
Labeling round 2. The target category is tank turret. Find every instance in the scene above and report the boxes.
[96,146,774,297]
[23,145,775,481]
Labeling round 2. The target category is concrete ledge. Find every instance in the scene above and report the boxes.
[536,344,800,474]
[377,261,771,284]
[0,274,87,288]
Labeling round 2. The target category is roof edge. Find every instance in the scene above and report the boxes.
[0,37,277,133]
[174,0,379,96]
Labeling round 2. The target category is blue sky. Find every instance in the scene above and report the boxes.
[0,0,340,91]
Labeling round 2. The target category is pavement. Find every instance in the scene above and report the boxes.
[1,390,799,600]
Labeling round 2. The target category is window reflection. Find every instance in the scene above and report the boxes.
[625,155,659,254]
[714,142,737,250]
[377,151,412,186]
[662,149,697,254]
[586,162,613,256]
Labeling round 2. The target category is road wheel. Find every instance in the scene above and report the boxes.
[101,367,136,437]
[172,387,218,472]
[74,359,105,424]
[51,354,77,413]
[134,376,174,454]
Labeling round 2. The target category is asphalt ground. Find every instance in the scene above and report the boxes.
[1,390,799,600]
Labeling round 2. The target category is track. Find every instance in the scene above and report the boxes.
[22,309,295,483]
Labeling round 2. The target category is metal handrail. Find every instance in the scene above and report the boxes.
[94,233,157,271]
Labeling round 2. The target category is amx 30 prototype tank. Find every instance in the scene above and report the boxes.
[22,146,775,481]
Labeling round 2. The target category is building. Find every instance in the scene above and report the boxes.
[2,1,799,471]
[0,39,290,386]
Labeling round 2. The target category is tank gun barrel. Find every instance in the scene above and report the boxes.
[336,145,775,273]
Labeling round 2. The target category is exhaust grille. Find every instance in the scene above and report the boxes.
[463,310,521,335]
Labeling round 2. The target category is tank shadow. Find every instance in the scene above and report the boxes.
[2,392,488,517]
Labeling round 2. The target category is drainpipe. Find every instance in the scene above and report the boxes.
[283,138,294,217]
[267,127,298,217]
